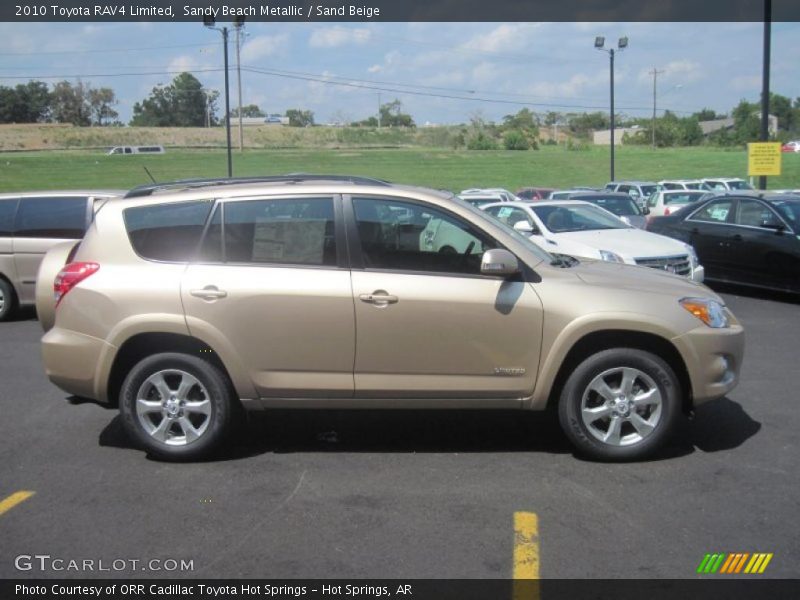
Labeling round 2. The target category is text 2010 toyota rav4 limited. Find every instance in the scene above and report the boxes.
[36,175,744,461]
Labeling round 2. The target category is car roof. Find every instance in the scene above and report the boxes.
[568,192,632,199]
[607,181,658,185]
[0,190,124,198]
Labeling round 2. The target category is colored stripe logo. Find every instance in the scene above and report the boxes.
[697,553,773,574]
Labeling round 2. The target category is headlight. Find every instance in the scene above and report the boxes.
[679,297,729,328]
[684,243,699,265]
[599,250,624,263]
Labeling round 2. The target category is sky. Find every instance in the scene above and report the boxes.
[0,21,798,125]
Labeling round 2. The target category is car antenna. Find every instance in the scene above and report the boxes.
[143,166,157,183]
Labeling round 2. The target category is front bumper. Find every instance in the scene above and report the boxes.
[672,320,744,406]
[42,326,107,401]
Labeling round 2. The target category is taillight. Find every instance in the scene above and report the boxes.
[664,207,671,216]
[54,262,99,307]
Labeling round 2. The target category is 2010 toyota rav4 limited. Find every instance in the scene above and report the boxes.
[36,175,745,462]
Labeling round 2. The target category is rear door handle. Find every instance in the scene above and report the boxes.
[359,291,398,306]
[190,286,228,300]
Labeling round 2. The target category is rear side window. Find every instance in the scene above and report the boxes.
[14,196,88,239]
[223,198,336,266]
[0,198,19,236]
[124,201,213,261]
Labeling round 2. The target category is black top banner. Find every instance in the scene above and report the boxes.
[2,0,800,22]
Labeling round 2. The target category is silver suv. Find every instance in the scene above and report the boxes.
[37,175,745,461]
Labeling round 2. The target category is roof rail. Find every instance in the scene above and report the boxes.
[123,173,391,198]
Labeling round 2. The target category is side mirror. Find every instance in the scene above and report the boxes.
[760,218,784,232]
[513,221,536,234]
[481,249,520,277]
[642,206,650,215]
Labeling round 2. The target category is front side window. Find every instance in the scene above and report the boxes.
[484,205,533,229]
[353,197,498,275]
[223,197,336,266]
[735,199,779,228]
[690,199,733,223]
[14,197,88,239]
[124,200,213,261]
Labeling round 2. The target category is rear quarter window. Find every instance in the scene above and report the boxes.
[14,196,88,239]
[0,198,20,236]
[124,200,213,262]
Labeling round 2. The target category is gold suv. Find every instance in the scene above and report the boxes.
[37,175,745,461]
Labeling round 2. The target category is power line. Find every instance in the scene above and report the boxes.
[241,65,697,114]
[0,42,215,57]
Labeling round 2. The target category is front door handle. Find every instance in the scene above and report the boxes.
[359,291,398,306]
[190,285,228,300]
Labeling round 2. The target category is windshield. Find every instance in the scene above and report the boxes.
[580,196,641,216]
[454,198,553,263]
[728,180,754,190]
[460,197,496,207]
[532,204,629,232]
[772,199,800,230]
[640,185,658,197]
[663,191,706,205]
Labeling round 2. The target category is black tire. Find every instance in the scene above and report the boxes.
[0,278,17,322]
[558,348,681,461]
[119,352,236,461]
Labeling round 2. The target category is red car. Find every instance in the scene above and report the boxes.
[515,187,555,201]
[781,141,800,153]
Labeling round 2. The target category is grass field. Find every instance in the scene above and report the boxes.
[1,145,798,193]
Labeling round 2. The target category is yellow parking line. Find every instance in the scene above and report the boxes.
[512,511,540,600]
[0,491,35,517]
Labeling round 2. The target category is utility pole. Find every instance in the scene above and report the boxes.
[650,67,665,149]
[759,0,772,190]
[234,18,245,153]
[204,16,233,177]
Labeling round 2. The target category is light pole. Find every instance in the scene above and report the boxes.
[203,16,233,178]
[595,36,627,181]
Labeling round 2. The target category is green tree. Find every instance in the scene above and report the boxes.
[231,104,265,118]
[692,108,724,122]
[501,108,539,133]
[4,81,51,123]
[130,73,213,127]
[88,87,118,126]
[285,108,314,127]
[503,130,530,150]
[567,111,610,139]
[379,99,415,127]
[50,80,91,126]
[731,99,760,144]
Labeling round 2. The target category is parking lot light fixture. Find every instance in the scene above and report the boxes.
[595,35,628,181]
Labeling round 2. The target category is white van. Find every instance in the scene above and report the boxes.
[107,145,165,155]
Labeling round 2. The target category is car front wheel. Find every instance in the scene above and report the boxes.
[119,353,236,461]
[558,348,681,461]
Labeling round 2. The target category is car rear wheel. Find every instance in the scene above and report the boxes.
[119,353,236,461]
[0,279,16,322]
[558,348,681,461]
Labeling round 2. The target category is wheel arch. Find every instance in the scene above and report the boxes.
[543,329,693,414]
[106,332,238,408]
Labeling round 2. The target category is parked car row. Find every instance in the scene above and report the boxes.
[27,174,744,463]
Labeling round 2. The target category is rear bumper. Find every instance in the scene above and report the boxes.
[672,322,745,406]
[42,326,108,401]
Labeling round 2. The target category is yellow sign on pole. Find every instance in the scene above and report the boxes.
[747,142,782,177]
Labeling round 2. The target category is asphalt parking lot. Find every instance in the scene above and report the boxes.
[0,286,798,580]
